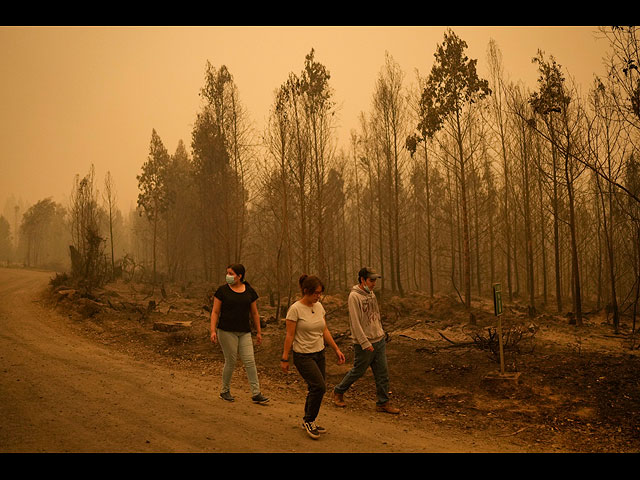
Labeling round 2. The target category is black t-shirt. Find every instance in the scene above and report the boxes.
[214,282,259,333]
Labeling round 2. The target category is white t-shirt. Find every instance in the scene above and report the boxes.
[286,300,326,354]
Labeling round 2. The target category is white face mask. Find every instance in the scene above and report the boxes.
[363,284,371,293]
[225,274,235,285]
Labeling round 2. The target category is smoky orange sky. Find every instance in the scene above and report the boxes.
[0,26,610,217]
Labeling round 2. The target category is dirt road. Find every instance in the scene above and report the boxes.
[0,268,526,453]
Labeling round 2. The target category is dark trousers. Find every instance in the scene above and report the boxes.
[334,339,390,405]
[292,349,326,423]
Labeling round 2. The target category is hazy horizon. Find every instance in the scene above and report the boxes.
[1,25,610,217]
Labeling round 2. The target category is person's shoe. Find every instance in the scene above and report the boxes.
[219,391,235,402]
[252,393,270,405]
[303,421,320,439]
[333,391,346,408]
[376,402,400,414]
[311,421,326,434]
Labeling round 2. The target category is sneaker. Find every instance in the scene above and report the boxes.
[303,421,320,439]
[333,391,346,408]
[252,393,270,405]
[376,402,400,414]
[219,391,235,402]
[311,421,326,434]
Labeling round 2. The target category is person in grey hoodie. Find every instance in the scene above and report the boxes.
[332,267,400,414]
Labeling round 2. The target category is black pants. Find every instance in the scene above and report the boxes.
[292,349,326,423]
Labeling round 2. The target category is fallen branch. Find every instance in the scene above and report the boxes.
[450,277,464,305]
[497,426,530,437]
[438,331,474,347]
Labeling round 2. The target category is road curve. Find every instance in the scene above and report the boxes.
[0,267,519,453]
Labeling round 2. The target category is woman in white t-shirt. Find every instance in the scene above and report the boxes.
[280,274,345,439]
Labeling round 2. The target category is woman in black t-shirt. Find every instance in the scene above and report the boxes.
[210,264,269,405]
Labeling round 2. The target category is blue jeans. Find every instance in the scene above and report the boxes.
[217,329,260,396]
[292,349,326,423]
[334,339,390,405]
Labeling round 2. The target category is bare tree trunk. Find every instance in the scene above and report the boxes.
[565,152,583,327]
[152,197,158,285]
[607,181,620,332]
[454,170,463,292]
[595,188,603,311]
[597,171,620,331]
[550,119,563,313]
[447,167,457,295]
[512,197,521,297]
[376,157,386,299]
[488,185,496,286]
[633,226,640,341]
[103,172,116,279]
[454,108,472,316]
[604,129,620,331]
[536,142,548,307]
[487,40,512,302]
[289,87,308,274]
[472,165,482,296]
[386,165,397,293]
[352,134,364,268]
[392,128,404,297]
[311,118,326,280]
[522,120,536,315]
[500,127,513,300]
[423,138,434,297]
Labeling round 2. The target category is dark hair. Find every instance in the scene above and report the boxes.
[227,263,246,282]
[298,274,324,296]
[358,266,382,283]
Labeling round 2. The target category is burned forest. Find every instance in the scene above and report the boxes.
[2,27,640,452]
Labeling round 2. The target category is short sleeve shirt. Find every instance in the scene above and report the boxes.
[286,300,326,354]
[214,283,259,332]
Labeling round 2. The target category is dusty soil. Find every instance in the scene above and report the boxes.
[3,267,640,452]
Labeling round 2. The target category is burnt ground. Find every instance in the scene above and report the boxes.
[47,277,640,453]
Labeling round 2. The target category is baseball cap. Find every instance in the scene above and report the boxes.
[358,267,382,280]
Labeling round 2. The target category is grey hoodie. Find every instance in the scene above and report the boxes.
[347,284,385,349]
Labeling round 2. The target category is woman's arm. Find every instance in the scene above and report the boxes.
[280,319,297,373]
[323,325,346,364]
[250,300,262,345]
[210,297,222,343]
